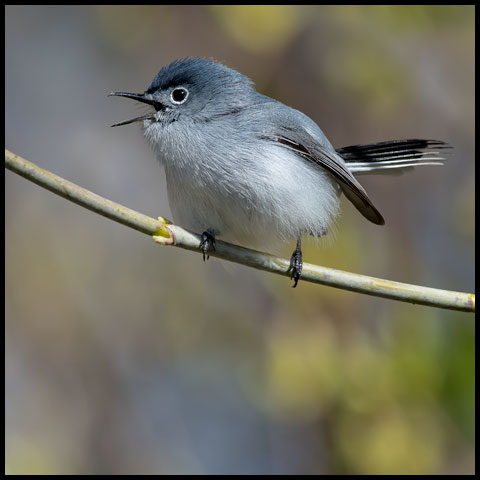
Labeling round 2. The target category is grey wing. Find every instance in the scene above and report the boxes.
[253,100,385,225]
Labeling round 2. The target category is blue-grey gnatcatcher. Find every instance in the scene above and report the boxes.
[110,58,449,287]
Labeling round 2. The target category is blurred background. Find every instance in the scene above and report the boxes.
[5,5,474,475]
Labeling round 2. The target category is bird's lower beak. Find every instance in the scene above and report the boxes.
[109,91,163,127]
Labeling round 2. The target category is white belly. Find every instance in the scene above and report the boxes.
[164,144,341,251]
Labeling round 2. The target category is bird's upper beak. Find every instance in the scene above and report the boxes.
[109,91,164,127]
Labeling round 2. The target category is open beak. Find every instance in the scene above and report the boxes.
[109,91,164,127]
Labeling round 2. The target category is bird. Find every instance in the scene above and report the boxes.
[110,58,449,287]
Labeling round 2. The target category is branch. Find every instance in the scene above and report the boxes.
[5,149,475,313]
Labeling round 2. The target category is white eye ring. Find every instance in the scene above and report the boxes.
[170,87,189,105]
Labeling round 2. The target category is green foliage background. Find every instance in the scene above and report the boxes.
[5,5,474,475]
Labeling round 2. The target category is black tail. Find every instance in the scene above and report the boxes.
[336,139,451,174]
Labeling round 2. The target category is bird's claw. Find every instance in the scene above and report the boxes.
[287,246,303,288]
[200,231,216,261]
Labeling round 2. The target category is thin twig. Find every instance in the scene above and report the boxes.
[5,149,475,313]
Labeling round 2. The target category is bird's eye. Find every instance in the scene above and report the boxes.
[170,87,189,104]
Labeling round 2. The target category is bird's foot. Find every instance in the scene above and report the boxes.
[200,231,216,261]
[287,245,303,288]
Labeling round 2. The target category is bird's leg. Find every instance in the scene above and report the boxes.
[287,236,303,288]
[200,230,216,261]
